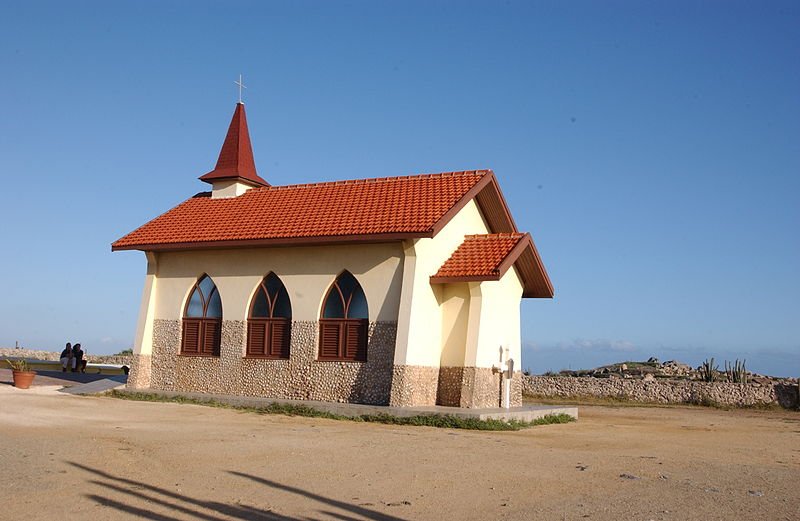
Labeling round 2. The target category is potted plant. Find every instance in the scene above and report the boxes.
[4,358,36,389]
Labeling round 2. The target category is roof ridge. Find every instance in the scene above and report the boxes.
[464,232,525,239]
[254,169,492,192]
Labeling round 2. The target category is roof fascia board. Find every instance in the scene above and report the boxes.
[523,233,555,298]
[429,171,519,238]
[494,233,533,280]
[198,173,266,187]
[429,172,494,237]
[485,174,518,232]
[111,231,429,252]
[429,274,502,284]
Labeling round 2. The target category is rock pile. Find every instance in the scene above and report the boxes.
[547,357,787,385]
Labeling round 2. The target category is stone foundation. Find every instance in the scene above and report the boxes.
[127,354,152,389]
[510,371,523,407]
[128,319,530,408]
[460,367,499,408]
[389,365,440,406]
[436,366,464,406]
[435,367,523,408]
[138,319,397,405]
[523,375,800,409]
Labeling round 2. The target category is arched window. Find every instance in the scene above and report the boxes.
[319,271,368,362]
[247,273,292,358]
[182,274,222,356]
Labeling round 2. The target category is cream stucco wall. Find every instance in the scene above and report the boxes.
[210,180,254,199]
[439,283,471,367]
[470,267,524,369]
[441,268,523,368]
[132,252,158,357]
[146,243,404,329]
[394,199,491,367]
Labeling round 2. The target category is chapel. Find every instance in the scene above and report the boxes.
[113,102,553,408]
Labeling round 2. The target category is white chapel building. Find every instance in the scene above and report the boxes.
[113,102,553,408]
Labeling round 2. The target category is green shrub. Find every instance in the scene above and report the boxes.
[700,358,717,382]
[2,358,30,372]
[725,359,748,383]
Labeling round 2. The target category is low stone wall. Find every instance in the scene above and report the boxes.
[522,375,799,409]
[0,347,133,366]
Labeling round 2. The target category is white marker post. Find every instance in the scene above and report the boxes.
[493,346,515,409]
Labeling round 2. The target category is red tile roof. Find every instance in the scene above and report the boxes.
[432,233,526,279]
[112,170,495,251]
[198,103,269,187]
[431,233,555,298]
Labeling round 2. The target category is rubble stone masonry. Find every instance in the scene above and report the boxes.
[523,375,799,409]
[141,319,397,405]
[436,366,523,408]
[388,365,439,406]
[126,321,531,408]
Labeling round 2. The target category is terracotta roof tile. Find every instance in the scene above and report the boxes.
[112,170,490,250]
[432,233,526,279]
[431,232,555,298]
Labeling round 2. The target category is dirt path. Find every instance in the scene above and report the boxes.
[1,384,797,521]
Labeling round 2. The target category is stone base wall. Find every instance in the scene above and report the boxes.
[128,319,533,408]
[461,367,500,408]
[523,375,800,409]
[510,371,523,407]
[127,354,152,389]
[436,366,464,406]
[138,319,397,405]
[435,367,523,408]
[389,365,439,407]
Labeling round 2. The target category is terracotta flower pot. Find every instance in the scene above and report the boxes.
[12,370,36,389]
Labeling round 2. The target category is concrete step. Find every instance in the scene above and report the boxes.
[59,375,128,395]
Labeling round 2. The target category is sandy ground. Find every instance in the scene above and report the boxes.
[0,384,797,521]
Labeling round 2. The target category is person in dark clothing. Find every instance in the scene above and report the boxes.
[60,342,73,372]
[71,343,87,373]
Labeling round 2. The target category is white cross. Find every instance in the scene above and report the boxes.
[234,74,247,104]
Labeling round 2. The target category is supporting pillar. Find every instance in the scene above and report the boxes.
[128,252,158,389]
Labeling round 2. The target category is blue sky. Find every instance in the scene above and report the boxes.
[1,1,797,376]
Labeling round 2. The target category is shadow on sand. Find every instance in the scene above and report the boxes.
[68,461,407,521]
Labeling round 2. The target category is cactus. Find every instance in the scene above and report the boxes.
[725,359,748,384]
[700,357,717,382]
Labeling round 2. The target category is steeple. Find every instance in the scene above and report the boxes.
[199,103,269,196]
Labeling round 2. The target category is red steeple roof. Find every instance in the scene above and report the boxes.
[198,103,269,187]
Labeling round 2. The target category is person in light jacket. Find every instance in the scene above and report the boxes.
[60,342,73,372]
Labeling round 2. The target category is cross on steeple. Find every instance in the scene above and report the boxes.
[234,74,247,104]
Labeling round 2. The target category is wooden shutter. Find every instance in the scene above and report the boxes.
[182,319,201,354]
[269,318,290,358]
[201,319,221,356]
[247,320,268,356]
[319,320,342,360]
[344,320,367,361]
